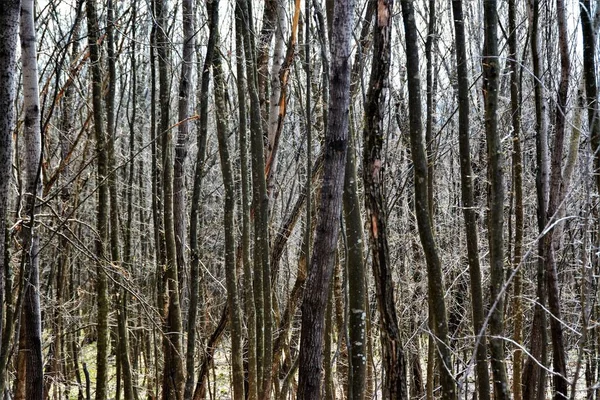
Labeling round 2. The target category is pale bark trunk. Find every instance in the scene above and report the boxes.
[16,1,43,399]
[0,1,20,393]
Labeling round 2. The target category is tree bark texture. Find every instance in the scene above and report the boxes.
[16,1,44,399]
[238,0,273,396]
[297,0,353,397]
[0,0,20,390]
[362,1,407,398]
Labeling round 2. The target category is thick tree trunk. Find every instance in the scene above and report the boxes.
[297,0,352,398]
[401,0,456,398]
[450,2,491,399]
[16,1,43,399]
[0,1,20,393]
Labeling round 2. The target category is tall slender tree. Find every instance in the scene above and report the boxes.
[297,0,353,398]
[451,2,491,399]
[157,0,185,395]
[16,1,43,398]
[362,0,407,398]
[0,1,20,392]
[213,38,245,400]
[400,0,455,398]
[86,0,110,398]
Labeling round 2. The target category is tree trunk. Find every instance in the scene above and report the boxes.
[297,0,353,397]
[401,0,456,398]
[544,1,571,398]
[363,1,407,398]
[238,0,273,396]
[482,0,510,398]
[156,0,185,397]
[450,2,491,399]
[233,5,258,399]
[213,27,245,400]
[0,1,20,393]
[16,1,44,398]
[185,1,217,398]
[508,1,524,398]
[174,0,194,309]
[522,1,549,398]
[86,1,111,398]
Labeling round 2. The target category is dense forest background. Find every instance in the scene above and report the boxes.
[0,0,599,399]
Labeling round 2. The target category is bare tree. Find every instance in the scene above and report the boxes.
[297,0,353,397]
[0,2,20,393]
[16,0,43,398]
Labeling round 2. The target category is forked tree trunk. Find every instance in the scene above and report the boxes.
[233,5,258,399]
[297,0,353,397]
[238,0,273,396]
[16,1,44,398]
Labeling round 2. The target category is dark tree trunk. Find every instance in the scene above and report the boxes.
[482,1,510,398]
[185,1,218,398]
[401,0,456,398]
[213,25,245,400]
[86,1,110,398]
[544,1,571,398]
[508,0,524,398]
[297,0,353,397]
[450,2,491,399]
[522,1,549,398]
[362,0,407,398]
